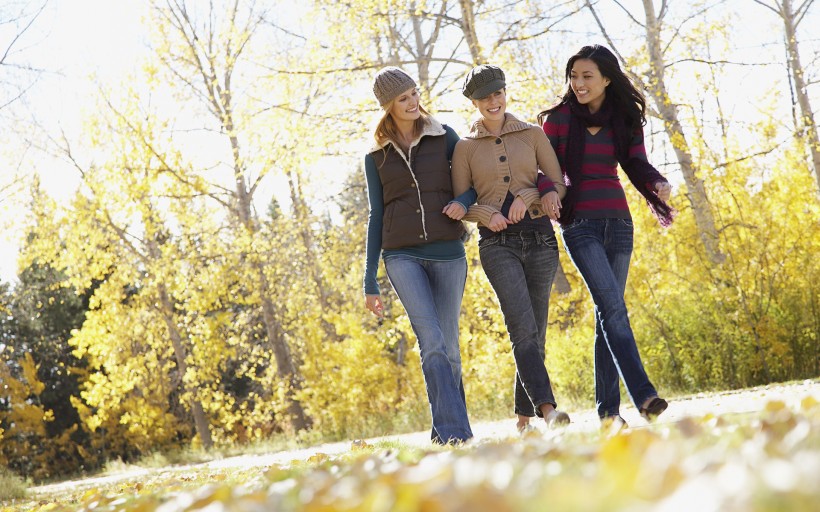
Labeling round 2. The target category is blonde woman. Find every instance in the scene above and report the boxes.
[362,67,475,444]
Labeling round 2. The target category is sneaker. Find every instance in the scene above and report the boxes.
[544,409,571,428]
[639,397,668,421]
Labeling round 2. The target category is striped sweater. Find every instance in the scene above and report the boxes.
[541,104,651,219]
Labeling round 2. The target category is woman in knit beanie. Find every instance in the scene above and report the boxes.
[452,64,571,434]
[537,45,674,431]
[362,66,476,445]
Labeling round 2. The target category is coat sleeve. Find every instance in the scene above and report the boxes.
[452,140,500,227]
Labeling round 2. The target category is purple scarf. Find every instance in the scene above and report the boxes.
[561,96,675,227]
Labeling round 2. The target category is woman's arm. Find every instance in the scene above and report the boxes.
[363,154,384,296]
[534,127,565,199]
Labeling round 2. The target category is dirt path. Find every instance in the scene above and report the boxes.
[31,379,820,495]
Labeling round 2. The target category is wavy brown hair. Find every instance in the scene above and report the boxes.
[373,98,431,148]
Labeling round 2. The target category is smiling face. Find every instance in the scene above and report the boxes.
[570,58,610,113]
[388,87,421,123]
[472,89,506,123]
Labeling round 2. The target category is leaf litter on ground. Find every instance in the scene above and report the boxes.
[4,393,820,512]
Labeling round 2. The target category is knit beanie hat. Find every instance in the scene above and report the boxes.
[373,67,417,108]
[462,65,506,99]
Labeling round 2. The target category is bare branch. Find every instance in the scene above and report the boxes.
[794,0,816,18]
[609,0,646,27]
[794,0,816,25]
[493,6,583,47]
[662,1,725,54]
[750,0,780,15]
[664,58,773,68]
[0,1,47,66]
[713,142,789,169]
[585,1,624,63]
[0,79,35,109]
[256,57,475,76]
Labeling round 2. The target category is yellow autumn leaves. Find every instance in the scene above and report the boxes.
[12,394,819,511]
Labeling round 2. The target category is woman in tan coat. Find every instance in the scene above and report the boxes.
[452,65,570,433]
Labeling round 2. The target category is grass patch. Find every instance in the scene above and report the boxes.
[0,466,26,501]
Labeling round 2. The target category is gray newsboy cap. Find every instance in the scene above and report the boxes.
[462,65,506,99]
[373,67,417,107]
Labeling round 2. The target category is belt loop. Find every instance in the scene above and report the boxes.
[500,231,506,245]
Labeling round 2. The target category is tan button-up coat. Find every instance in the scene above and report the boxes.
[451,113,564,228]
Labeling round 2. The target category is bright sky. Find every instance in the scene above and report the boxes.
[0,0,149,283]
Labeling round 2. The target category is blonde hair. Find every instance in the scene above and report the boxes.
[373,100,431,149]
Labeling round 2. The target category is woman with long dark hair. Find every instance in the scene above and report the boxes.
[537,45,675,429]
[363,67,476,444]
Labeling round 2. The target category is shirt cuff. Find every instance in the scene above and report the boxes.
[514,187,542,208]
[538,180,557,197]
[464,204,502,227]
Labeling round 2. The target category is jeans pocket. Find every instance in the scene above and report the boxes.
[617,219,634,229]
[478,235,500,249]
[538,232,559,250]
[560,218,587,234]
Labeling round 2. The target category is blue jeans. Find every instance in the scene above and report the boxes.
[384,255,473,443]
[478,231,560,417]
[560,218,658,418]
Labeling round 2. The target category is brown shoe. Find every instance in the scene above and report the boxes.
[639,397,668,421]
[544,409,570,428]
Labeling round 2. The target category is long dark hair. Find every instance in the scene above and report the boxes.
[536,44,646,131]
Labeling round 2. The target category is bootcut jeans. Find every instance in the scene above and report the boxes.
[478,230,560,417]
[384,254,473,444]
[560,218,658,419]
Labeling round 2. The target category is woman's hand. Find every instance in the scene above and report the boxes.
[442,202,467,220]
[488,212,509,232]
[655,181,672,202]
[508,196,527,223]
[365,294,384,318]
[540,191,562,221]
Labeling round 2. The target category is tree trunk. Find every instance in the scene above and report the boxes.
[641,0,726,264]
[258,272,311,431]
[781,0,820,193]
[222,54,311,433]
[552,261,571,295]
[157,284,213,449]
[458,0,485,64]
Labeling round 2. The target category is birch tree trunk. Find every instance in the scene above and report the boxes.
[779,0,820,192]
[640,0,725,264]
[458,0,486,64]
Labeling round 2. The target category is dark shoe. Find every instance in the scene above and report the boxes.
[639,397,668,421]
[601,415,628,432]
[544,409,571,428]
